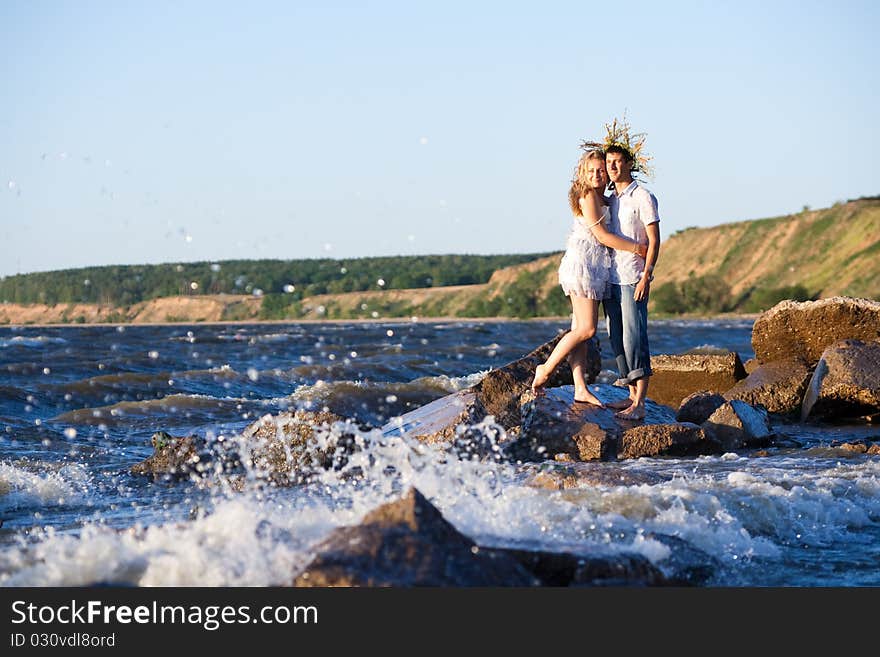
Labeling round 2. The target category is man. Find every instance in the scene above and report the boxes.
[603,144,660,420]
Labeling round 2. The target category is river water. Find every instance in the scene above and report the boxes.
[1,318,878,586]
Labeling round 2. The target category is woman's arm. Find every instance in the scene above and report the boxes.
[578,194,647,258]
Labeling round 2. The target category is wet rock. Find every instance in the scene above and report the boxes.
[833,440,868,454]
[239,409,356,483]
[523,463,668,489]
[752,297,880,364]
[724,357,813,416]
[380,332,590,443]
[676,391,727,425]
[471,331,596,428]
[649,352,747,409]
[702,400,772,451]
[801,339,880,421]
[619,423,718,459]
[504,384,679,462]
[292,488,538,587]
[646,533,721,586]
[130,432,203,477]
[131,409,349,484]
[868,444,880,455]
[496,548,669,586]
[744,358,759,374]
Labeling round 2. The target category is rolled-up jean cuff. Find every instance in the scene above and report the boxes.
[625,367,650,383]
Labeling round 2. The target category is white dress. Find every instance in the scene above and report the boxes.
[557,206,612,299]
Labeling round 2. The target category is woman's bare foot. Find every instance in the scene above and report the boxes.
[574,387,605,408]
[614,403,645,420]
[531,364,551,392]
[607,398,634,410]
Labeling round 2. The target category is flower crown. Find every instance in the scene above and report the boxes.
[580,115,654,180]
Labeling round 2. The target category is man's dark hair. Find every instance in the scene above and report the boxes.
[605,144,633,162]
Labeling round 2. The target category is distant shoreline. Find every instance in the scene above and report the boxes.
[0,312,761,329]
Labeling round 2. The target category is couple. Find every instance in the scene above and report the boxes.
[531,121,660,420]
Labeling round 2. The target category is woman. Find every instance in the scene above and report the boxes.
[531,149,646,404]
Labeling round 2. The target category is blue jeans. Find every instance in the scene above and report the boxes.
[604,284,651,386]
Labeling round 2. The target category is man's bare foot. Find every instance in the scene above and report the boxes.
[574,388,605,408]
[531,364,551,392]
[614,404,645,420]
[607,398,634,410]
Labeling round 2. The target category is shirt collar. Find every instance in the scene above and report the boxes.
[617,181,639,197]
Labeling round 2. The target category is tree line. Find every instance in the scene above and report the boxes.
[0,254,552,307]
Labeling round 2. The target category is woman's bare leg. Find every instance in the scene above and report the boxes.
[533,297,604,407]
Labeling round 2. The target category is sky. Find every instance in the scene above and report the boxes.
[1,0,878,278]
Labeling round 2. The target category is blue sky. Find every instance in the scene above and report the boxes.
[1,0,877,277]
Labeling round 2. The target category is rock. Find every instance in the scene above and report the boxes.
[380,332,593,443]
[130,432,203,477]
[645,533,721,586]
[130,409,349,485]
[724,357,813,415]
[649,352,747,409]
[744,358,759,374]
[676,391,727,424]
[836,441,868,454]
[800,339,880,421]
[496,548,669,586]
[503,384,679,462]
[292,488,538,587]
[523,463,668,490]
[618,423,718,459]
[471,332,597,428]
[702,400,772,451]
[868,444,880,455]
[239,409,356,483]
[752,297,880,365]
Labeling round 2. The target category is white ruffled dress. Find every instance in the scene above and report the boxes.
[557,206,612,300]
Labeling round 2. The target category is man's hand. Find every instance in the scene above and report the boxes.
[634,275,650,302]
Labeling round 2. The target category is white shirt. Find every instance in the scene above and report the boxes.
[608,181,660,285]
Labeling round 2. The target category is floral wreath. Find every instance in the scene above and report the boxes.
[580,114,654,181]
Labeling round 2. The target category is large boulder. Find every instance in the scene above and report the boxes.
[702,400,772,451]
[293,487,676,587]
[724,357,813,416]
[292,488,539,587]
[381,332,595,443]
[676,391,727,425]
[503,385,692,463]
[618,423,718,459]
[471,332,597,428]
[752,297,880,365]
[648,352,747,410]
[800,339,880,421]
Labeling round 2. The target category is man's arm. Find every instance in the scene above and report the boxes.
[634,222,660,302]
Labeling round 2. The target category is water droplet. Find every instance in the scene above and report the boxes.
[148,350,159,359]
[377,278,385,287]
[283,284,295,293]
[190,281,199,290]
[419,136,428,145]
[385,395,398,403]
[386,329,394,337]
[247,368,259,381]
[42,367,51,375]
[210,263,221,272]
[64,427,77,439]
[350,351,358,358]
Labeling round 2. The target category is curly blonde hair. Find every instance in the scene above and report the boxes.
[568,149,604,217]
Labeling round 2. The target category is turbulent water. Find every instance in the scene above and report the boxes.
[1,319,878,586]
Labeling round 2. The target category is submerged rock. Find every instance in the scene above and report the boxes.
[801,339,880,421]
[752,297,880,365]
[649,352,747,409]
[725,357,813,416]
